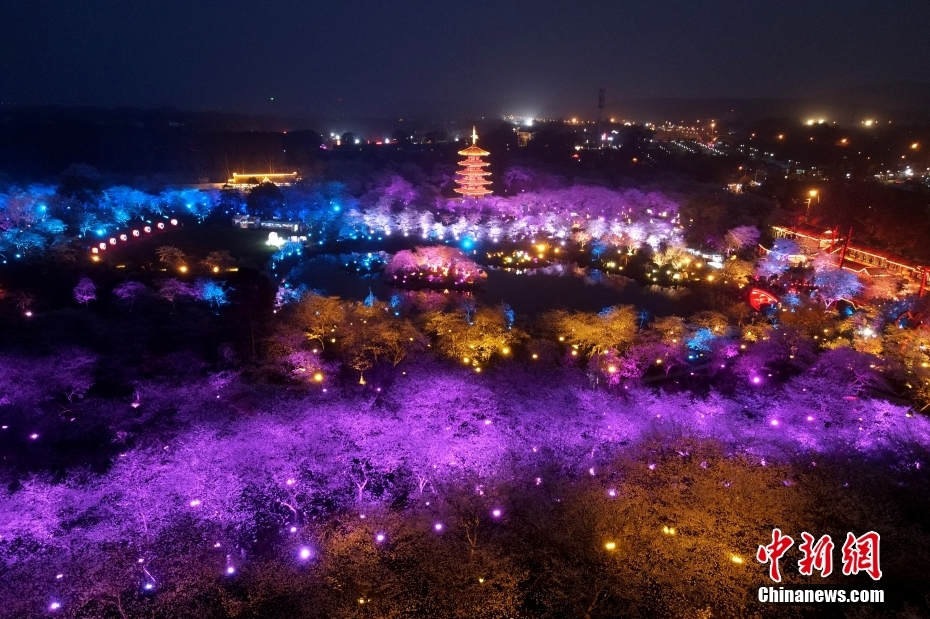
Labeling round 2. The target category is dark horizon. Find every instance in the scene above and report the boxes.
[3,0,930,121]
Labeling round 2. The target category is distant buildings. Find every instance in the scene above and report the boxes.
[232,215,303,233]
[226,171,300,188]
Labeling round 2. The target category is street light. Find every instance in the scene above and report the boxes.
[805,189,820,217]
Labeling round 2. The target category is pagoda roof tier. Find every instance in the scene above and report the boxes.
[453,188,493,196]
[457,145,490,156]
[456,171,491,177]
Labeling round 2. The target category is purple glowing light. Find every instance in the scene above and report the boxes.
[607,488,618,498]
[769,419,780,427]
[375,533,386,543]
[189,499,201,507]
[806,415,815,422]
[49,601,61,611]
[29,433,39,440]
[298,546,313,561]
[143,582,154,591]
[433,522,444,532]
[491,508,502,518]
[751,376,762,385]
[225,566,236,575]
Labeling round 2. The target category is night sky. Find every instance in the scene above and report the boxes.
[3,0,929,119]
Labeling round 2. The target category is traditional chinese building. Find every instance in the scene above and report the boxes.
[454,127,492,198]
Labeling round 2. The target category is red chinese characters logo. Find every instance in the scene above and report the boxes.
[756,528,794,582]
[756,530,881,581]
[798,532,834,577]
[841,531,882,581]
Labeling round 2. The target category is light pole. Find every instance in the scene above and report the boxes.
[805,189,819,217]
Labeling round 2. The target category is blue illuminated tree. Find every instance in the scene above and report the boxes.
[198,279,231,310]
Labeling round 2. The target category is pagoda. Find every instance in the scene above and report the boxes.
[454,126,492,198]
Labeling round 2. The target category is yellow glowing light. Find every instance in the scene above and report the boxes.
[478,577,485,583]
[475,367,482,373]
[911,142,920,150]
[607,365,617,374]
[313,372,324,382]
[731,555,744,564]
[462,356,470,364]
[558,336,565,342]
[655,358,663,365]
[706,275,715,282]
[571,350,578,356]
[91,255,101,262]
[808,189,818,197]
[776,133,784,140]
[212,266,220,273]
[604,541,617,551]
[531,353,539,360]
[662,525,677,535]
[178,265,188,273]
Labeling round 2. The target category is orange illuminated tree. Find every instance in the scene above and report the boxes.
[454,126,492,198]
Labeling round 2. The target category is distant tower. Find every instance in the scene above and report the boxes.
[454,126,492,198]
[597,88,606,122]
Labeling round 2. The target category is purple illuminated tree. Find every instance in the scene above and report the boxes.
[723,225,760,254]
[755,239,800,278]
[73,277,96,305]
[811,267,862,308]
[112,281,148,311]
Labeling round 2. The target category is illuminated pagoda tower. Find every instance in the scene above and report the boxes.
[454,126,492,198]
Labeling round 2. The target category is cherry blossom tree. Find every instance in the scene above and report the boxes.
[73,277,96,304]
